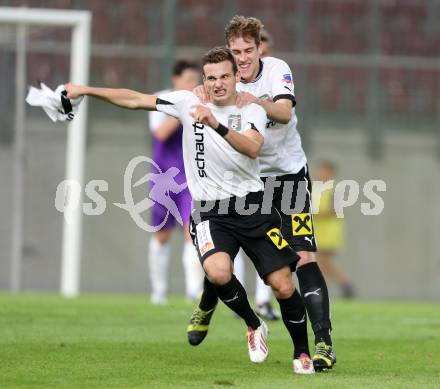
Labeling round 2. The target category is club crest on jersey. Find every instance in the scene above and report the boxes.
[228,114,242,131]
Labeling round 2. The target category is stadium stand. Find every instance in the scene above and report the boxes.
[3,0,439,118]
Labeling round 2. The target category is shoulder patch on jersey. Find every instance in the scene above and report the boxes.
[282,73,293,84]
[281,73,294,93]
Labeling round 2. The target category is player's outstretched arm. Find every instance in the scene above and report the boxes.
[191,104,263,159]
[64,83,157,110]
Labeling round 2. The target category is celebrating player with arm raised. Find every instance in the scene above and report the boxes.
[187,16,336,373]
[66,47,305,368]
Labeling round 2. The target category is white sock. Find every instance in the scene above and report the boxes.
[234,249,246,287]
[182,241,204,300]
[148,236,170,303]
[255,273,272,306]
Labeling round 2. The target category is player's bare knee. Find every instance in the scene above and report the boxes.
[206,270,231,286]
[278,282,294,299]
[203,262,231,286]
[270,281,294,299]
[203,252,233,284]
[265,266,293,298]
[296,250,317,268]
[267,275,294,299]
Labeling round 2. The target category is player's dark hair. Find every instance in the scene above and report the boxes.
[225,15,264,46]
[201,46,238,74]
[260,29,273,45]
[172,60,199,76]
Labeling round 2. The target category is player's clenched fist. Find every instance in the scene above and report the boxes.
[190,104,219,129]
[64,83,86,100]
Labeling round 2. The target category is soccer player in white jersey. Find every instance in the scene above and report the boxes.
[233,27,281,322]
[65,47,309,368]
[187,16,336,373]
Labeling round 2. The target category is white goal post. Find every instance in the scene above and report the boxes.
[0,7,91,297]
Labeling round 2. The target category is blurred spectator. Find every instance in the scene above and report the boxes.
[313,160,355,298]
[259,28,274,57]
[147,60,203,304]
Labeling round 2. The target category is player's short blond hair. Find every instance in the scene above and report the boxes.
[224,15,264,46]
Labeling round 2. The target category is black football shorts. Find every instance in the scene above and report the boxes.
[261,164,317,252]
[190,191,299,280]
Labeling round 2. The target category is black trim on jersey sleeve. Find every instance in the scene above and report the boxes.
[249,122,259,132]
[156,98,173,105]
[273,94,296,107]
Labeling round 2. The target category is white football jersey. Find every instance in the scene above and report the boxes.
[237,56,307,176]
[156,90,267,201]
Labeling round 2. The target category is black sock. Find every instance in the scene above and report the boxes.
[277,289,310,358]
[214,275,260,330]
[199,276,219,311]
[296,262,332,345]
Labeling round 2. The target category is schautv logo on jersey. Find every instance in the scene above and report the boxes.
[193,121,207,177]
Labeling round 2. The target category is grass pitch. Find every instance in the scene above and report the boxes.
[0,294,439,389]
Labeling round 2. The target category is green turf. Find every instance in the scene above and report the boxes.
[0,294,439,389]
